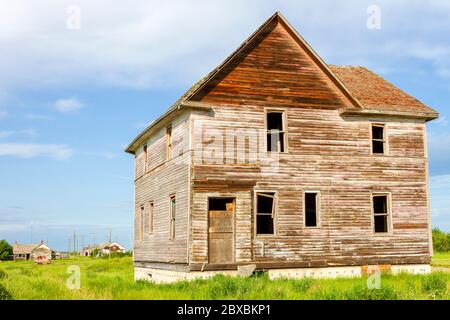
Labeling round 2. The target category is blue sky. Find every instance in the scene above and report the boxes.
[0,0,449,251]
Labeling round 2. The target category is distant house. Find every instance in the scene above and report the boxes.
[80,246,96,257]
[98,242,126,255]
[13,241,54,261]
[80,242,126,256]
[54,252,69,260]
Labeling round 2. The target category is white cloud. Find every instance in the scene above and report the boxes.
[0,223,28,232]
[0,129,38,139]
[0,143,73,160]
[84,151,118,160]
[54,98,84,113]
[4,0,449,92]
[434,116,448,127]
[25,113,54,120]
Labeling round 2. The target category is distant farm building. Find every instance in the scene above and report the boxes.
[80,242,126,256]
[13,241,54,262]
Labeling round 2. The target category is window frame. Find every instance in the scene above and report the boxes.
[166,125,173,160]
[138,205,145,242]
[143,144,148,172]
[370,123,388,155]
[304,190,321,228]
[371,192,393,235]
[169,194,176,240]
[254,190,278,237]
[265,109,288,154]
[148,201,154,235]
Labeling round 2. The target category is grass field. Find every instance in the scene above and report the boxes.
[0,254,449,300]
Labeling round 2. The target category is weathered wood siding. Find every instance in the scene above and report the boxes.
[134,112,191,264]
[189,106,430,267]
[190,21,353,109]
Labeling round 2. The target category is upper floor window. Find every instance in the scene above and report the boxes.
[372,193,391,234]
[266,112,286,153]
[167,125,173,160]
[143,144,148,171]
[372,124,386,154]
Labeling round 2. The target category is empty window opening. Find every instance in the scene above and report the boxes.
[143,144,148,171]
[148,202,154,234]
[256,192,275,235]
[169,195,176,239]
[305,192,319,227]
[209,198,235,211]
[167,125,173,160]
[267,112,285,153]
[372,124,385,154]
[373,194,390,233]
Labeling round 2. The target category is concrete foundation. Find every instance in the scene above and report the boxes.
[135,264,431,284]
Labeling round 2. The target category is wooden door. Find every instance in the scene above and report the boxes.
[208,200,235,264]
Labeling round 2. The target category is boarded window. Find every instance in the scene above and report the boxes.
[305,192,319,227]
[373,194,390,233]
[169,195,176,239]
[256,192,275,235]
[139,205,144,241]
[372,124,385,154]
[143,144,148,171]
[167,125,173,160]
[149,202,154,234]
[267,112,285,153]
[209,198,234,211]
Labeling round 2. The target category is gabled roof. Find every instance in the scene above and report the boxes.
[13,242,53,254]
[97,242,125,250]
[330,66,438,118]
[126,11,438,153]
[13,243,39,254]
[171,11,363,110]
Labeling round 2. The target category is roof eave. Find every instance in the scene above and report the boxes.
[125,101,211,154]
[340,108,439,122]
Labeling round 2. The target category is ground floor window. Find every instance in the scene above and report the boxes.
[304,192,320,227]
[372,193,391,233]
[256,192,276,235]
[169,195,176,239]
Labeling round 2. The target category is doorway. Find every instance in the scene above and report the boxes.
[208,198,235,264]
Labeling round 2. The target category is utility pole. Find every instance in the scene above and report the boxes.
[109,228,112,259]
[73,231,76,255]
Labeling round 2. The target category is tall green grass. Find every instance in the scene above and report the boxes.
[0,257,449,300]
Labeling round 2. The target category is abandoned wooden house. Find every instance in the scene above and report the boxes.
[126,12,439,283]
[13,241,53,262]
